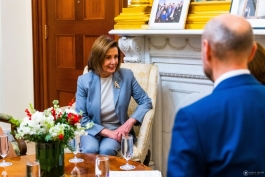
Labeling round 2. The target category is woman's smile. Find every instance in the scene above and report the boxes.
[100,47,119,78]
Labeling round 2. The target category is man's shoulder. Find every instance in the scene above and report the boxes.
[216,74,260,90]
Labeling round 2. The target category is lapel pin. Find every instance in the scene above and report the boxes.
[114,81,120,89]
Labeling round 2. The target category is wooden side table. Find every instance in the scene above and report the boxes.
[0,153,151,177]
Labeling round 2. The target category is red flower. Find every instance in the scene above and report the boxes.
[72,114,80,124]
[57,112,62,119]
[68,113,80,125]
[51,108,56,120]
[58,134,64,140]
[68,98,75,108]
[25,109,32,120]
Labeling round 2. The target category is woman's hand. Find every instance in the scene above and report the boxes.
[99,128,122,142]
[99,118,137,142]
[116,118,137,138]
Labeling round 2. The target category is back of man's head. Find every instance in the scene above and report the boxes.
[202,14,254,60]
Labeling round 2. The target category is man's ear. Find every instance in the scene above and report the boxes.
[248,41,257,63]
[202,39,212,64]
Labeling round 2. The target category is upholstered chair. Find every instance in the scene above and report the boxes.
[117,63,158,165]
[66,63,158,165]
[0,113,27,156]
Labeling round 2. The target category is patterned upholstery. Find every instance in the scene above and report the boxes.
[11,141,21,156]
[117,63,158,163]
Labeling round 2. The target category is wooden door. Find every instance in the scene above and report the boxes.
[32,0,126,110]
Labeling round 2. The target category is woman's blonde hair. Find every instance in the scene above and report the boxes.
[248,42,265,84]
[87,35,121,75]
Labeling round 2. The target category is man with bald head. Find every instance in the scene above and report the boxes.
[167,14,265,177]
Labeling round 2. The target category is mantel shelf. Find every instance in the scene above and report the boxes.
[109,29,265,36]
[109,29,203,36]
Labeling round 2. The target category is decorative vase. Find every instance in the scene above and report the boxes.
[35,142,64,177]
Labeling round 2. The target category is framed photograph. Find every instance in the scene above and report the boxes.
[194,0,226,1]
[148,0,191,29]
[230,0,265,29]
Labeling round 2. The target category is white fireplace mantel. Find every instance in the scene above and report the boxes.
[109,29,265,36]
[109,29,265,177]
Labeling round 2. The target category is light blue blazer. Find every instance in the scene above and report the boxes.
[75,68,152,137]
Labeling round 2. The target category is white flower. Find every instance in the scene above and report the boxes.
[31,111,45,123]
[74,123,87,136]
[85,122,94,129]
[64,108,78,115]
[13,100,93,146]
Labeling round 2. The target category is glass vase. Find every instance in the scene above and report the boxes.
[35,142,64,177]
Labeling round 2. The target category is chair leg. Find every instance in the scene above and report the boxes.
[143,149,151,166]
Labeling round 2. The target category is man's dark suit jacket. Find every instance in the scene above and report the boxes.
[167,74,265,177]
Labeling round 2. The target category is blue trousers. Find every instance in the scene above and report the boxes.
[80,134,121,156]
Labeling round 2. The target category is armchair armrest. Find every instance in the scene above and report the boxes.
[0,113,27,155]
[135,109,155,163]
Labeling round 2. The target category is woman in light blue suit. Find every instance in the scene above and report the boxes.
[75,35,152,155]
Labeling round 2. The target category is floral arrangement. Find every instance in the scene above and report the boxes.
[10,100,93,150]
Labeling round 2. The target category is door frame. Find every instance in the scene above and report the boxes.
[32,0,47,110]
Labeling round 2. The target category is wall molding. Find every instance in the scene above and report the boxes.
[148,38,201,52]
[160,72,208,80]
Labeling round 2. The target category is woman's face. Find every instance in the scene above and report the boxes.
[100,47,119,78]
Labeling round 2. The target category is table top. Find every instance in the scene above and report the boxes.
[0,153,151,177]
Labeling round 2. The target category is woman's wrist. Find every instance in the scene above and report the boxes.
[127,118,137,127]
[99,128,110,137]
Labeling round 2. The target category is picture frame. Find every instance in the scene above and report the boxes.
[148,0,191,30]
[230,0,265,29]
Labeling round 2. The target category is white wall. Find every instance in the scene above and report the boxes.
[0,0,3,114]
[0,0,33,130]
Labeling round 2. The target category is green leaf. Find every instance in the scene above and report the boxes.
[45,134,52,142]
[29,103,36,113]
[9,117,21,127]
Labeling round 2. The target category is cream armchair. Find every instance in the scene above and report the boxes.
[69,63,158,165]
[117,63,158,165]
